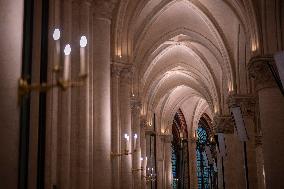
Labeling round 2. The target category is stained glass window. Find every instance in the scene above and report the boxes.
[196,127,210,189]
[171,110,190,189]
[172,145,178,189]
[197,127,207,144]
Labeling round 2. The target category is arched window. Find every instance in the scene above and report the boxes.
[196,127,210,189]
[171,109,189,189]
[196,116,218,189]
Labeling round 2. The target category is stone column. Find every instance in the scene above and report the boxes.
[214,116,247,189]
[92,1,116,188]
[77,1,91,189]
[216,150,224,189]
[131,96,142,188]
[255,136,266,189]
[57,0,72,188]
[45,1,61,188]
[161,135,172,189]
[248,56,284,188]
[0,0,23,188]
[120,68,133,188]
[140,118,147,189]
[111,63,122,189]
[189,138,197,189]
[228,95,258,189]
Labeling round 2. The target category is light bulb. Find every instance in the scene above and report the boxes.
[134,133,138,139]
[80,36,87,48]
[53,28,61,41]
[64,44,71,56]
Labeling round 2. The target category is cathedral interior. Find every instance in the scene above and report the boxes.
[1,0,284,189]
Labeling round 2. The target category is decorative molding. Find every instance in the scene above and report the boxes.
[248,55,277,91]
[213,116,234,134]
[93,0,117,20]
[227,95,256,117]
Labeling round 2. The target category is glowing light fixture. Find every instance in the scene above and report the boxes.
[80,36,88,48]
[64,44,71,56]
[53,28,61,41]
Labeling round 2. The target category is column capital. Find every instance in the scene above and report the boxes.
[93,0,118,20]
[130,96,142,114]
[228,95,256,117]
[248,55,277,91]
[111,62,133,81]
[111,63,122,78]
[213,115,234,134]
[160,134,172,143]
[140,116,147,128]
[120,67,133,83]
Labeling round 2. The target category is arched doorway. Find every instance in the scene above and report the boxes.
[171,109,189,189]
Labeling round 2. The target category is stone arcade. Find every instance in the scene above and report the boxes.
[1,0,284,189]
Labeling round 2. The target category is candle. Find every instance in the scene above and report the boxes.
[140,157,143,168]
[63,44,71,81]
[145,156,148,169]
[52,28,61,70]
[79,36,87,76]
[133,133,138,151]
[124,134,129,152]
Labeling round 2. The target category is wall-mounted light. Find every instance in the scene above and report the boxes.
[132,156,144,172]
[133,133,138,151]
[191,130,198,142]
[18,28,88,104]
[143,167,156,182]
[111,133,138,157]
[251,40,258,52]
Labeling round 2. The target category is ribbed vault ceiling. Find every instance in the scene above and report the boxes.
[114,0,257,133]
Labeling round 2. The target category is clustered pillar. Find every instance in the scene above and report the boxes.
[119,68,133,188]
[111,64,122,188]
[131,97,142,188]
[249,56,284,188]
[92,1,115,187]
[228,95,259,189]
